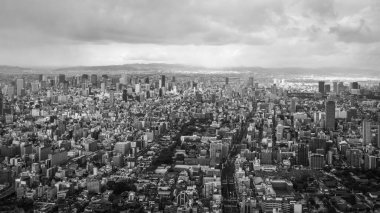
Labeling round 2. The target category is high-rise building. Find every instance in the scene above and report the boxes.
[310,153,325,169]
[333,82,338,93]
[0,92,3,116]
[318,81,325,94]
[248,77,254,87]
[122,89,128,102]
[352,82,359,89]
[87,180,101,194]
[324,84,331,93]
[58,74,65,84]
[161,75,166,88]
[114,142,131,155]
[309,138,326,153]
[260,149,273,165]
[364,154,376,170]
[362,120,372,145]
[48,151,68,166]
[135,83,141,93]
[82,74,89,82]
[325,100,335,130]
[91,74,97,86]
[16,78,24,96]
[225,77,229,85]
[38,146,51,162]
[297,143,309,166]
[290,97,297,113]
[346,148,361,168]
[377,125,380,148]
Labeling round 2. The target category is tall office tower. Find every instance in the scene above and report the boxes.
[338,82,344,91]
[38,74,43,82]
[248,77,254,87]
[91,74,97,86]
[310,154,325,169]
[82,74,89,83]
[225,77,229,85]
[333,82,338,93]
[109,91,115,105]
[16,78,24,96]
[310,138,326,153]
[63,82,69,94]
[145,77,149,84]
[297,143,309,166]
[135,83,141,93]
[122,89,128,102]
[290,97,297,113]
[114,142,131,155]
[318,81,325,94]
[362,120,372,146]
[172,76,176,82]
[347,149,361,168]
[352,82,359,89]
[324,84,331,93]
[377,125,380,148]
[161,75,166,88]
[58,74,65,84]
[260,149,273,165]
[102,74,108,82]
[364,154,377,170]
[325,100,336,130]
[0,92,3,116]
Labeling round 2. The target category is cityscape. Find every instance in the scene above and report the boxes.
[0,70,380,212]
[1,0,380,213]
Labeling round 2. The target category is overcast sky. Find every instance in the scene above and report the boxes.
[0,0,379,68]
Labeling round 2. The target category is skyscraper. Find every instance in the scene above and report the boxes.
[297,143,309,166]
[82,74,89,83]
[122,89,128,102]
[318,81,325,94]
[225,77,229,85]
[324,84,331,93]
[333,82,338,93]
[0,92,3,116]
[310,153,325,169]
[377,125,380,148]
[362,120,372,146]
[325,100,335,130]
[352,82,359,89]
[161,75,166,88]
[91,74,97,86]
[114,142,131,155]
[248,77,254,87]
[58,74,65,84]
[16,78,24,96]
[310,138,326,153]
[290,97,297,113]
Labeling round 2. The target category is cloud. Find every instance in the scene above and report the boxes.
[330,1,380,43]
[0,0,378,69]
[0,0,282,45]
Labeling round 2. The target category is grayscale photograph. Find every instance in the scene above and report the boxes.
[0,0,379,212]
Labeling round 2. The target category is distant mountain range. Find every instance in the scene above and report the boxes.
[0,64,378,79]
